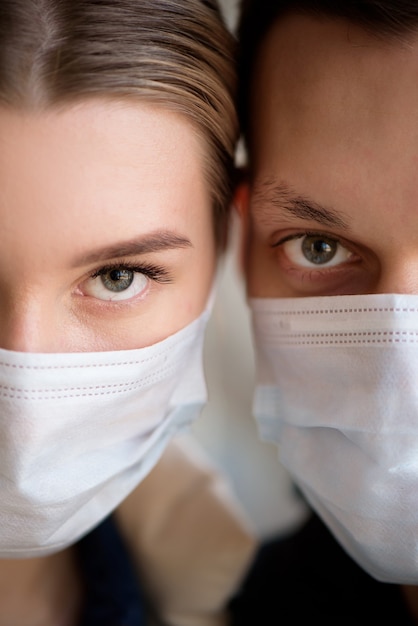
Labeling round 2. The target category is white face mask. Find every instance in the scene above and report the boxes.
[0,304,211,558]
[250,293,418,584]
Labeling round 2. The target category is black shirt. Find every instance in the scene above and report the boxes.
[229,512,415,625]
[76,516,147,626]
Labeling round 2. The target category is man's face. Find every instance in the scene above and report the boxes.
[243,13,418,298]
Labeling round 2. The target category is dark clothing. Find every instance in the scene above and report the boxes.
[228,512,415,625]
[75,516,147,626]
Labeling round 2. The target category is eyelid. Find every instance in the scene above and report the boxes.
[76,259,173,302]
[89,260,172,284]
[272,230,341,248]
[266,228,377,297]
[274,228,360,268]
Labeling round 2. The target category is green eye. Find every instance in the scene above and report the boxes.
[82,266,148,301]
[302,235,337,265]
[81,262,171,302]
[281,233,353,269]
[101,269,134,292]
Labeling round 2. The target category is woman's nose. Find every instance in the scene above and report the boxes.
[0,298,60,353]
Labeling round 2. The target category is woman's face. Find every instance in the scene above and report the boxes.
[0,100,216,352]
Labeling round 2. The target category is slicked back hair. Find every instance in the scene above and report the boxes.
[0,0,238,248]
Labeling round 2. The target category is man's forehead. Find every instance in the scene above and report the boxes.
[253,13,410,102]
[250,13,418,159]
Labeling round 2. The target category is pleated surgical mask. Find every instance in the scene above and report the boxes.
[250,293,418,584]
[0,303,211,559]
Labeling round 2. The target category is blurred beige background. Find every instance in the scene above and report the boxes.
[192,0,307,539]
[219,0,239,31]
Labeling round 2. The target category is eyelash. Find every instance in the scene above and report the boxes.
[273,230,339,247]
[90,261,172,284]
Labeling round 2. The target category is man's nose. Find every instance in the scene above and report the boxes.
[375,260,418,295]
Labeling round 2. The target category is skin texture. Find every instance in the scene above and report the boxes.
[240,14,418,300]
[237,12,418,618]
[0,98,217,624]
[0,100,216,352]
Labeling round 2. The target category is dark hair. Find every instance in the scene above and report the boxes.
[0,0,238,249]
[237,0,418,138]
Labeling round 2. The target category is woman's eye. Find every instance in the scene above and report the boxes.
[280,234,353,268]
[82,267,149,301]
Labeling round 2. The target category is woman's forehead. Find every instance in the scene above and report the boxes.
[0,100,211,261]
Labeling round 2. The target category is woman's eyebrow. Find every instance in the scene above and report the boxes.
[252,179,349,229]
[72,231,192,267]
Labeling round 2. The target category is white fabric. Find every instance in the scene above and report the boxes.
[250,293,418,584]
[0,306,211,558]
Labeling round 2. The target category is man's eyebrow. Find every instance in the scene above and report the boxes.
[253,180,349,229]
[72,231,192,267]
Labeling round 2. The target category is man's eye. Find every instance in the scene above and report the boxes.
[280,233,353,268]
[81,267,149,301]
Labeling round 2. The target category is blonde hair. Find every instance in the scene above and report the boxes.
[0,0,238,247]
